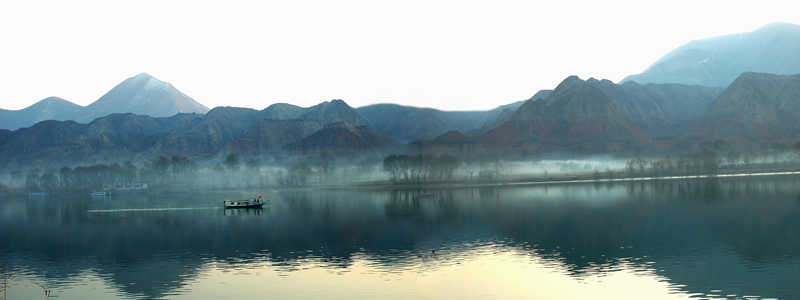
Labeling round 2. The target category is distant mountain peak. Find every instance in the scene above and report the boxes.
[299,99,372,127]
[622,22,800,87]
[0,96,84,130]
[73,73,210,123]
[561,75,583,85]
[41,96,69,102]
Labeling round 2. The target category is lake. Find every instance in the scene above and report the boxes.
[2,176,800,299]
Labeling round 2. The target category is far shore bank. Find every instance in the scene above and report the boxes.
[6,167,800,198]
[325,168,800,191]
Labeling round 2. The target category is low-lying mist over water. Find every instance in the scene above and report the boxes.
[3,176,800,299]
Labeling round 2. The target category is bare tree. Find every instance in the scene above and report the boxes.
[288,161,311,186]
[727,151,740,167]
[676,155,687,175]
[317,152,335,183]
[625,159,636,177]
[151,156,171,186]
[743,151,756,168]
[438,154,460,181]
[40,173,56,191]
[633,157,648,177]
[648,160,660,177]
[690,153,702,174]
[59,167,73,189]
[382,154,402,183]
[664,155,673,175]
[700,149,721,174]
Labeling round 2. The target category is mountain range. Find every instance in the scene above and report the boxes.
[1,70,799,172]
[412,76,723,154]
[0,99,378,170]
[0,72,530,171]
[0,73,210,131]
[3,22,800,172]
[622,22,800,87]
[415,70,800,155]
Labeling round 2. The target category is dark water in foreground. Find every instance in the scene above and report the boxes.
[2,176,800,299]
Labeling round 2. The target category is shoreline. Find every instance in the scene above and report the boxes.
[6,168,800,197]
[313,168,800,191]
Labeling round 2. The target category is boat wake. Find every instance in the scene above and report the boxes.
[86,207,219,213]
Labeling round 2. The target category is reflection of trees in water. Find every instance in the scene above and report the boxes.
[422,179,800,298]
[623,177,724,202]
[383,189,461,222]
[384,190,418,221]
[617,176,800,259]
[485,195,647,274]
[694,176,800,264]
[97,255,204,299]
[5,178,800,299]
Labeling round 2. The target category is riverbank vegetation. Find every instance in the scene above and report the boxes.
[4,142,800,194]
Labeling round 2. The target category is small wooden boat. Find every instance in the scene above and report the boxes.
[224,197,267,209]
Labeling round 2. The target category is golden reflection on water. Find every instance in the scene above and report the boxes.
[161,246,703,300]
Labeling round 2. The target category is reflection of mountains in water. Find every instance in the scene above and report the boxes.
[2,177,800,299]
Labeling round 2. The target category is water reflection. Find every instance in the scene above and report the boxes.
[2,176,800,299]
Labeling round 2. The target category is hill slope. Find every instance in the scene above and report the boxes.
[0,113,202,170]
[283,122,405,156]
[679,72,800,146]
[0,97,84,130]
[622,22,800,87]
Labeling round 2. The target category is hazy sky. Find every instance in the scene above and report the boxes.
[1,0,798,111]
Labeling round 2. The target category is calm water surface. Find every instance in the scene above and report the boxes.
[3,176,800,299]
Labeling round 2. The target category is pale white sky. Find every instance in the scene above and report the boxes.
[1,0,798,111]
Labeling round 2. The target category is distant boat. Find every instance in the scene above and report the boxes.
[224,196,268,209]
[90,191,110,196]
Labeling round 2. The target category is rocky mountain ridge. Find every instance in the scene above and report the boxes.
[679,72,800,146]
[622,22,800,87]
[282,122,405,156]
[413,75,726,154]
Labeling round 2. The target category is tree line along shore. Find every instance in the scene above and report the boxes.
[4,144,800,195]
